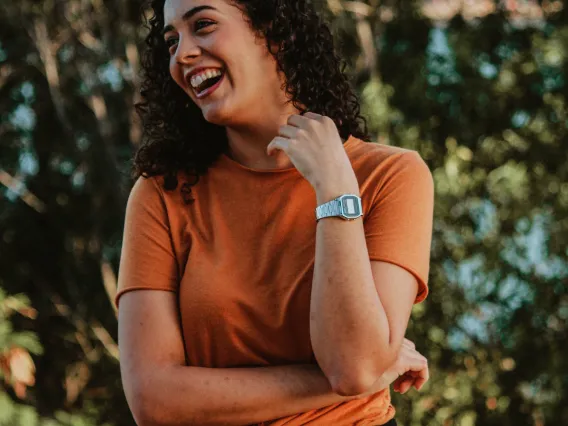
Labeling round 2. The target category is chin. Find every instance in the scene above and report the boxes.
[201,107,233,126]
[201,101,250,127]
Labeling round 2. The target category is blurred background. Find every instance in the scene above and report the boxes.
[0,0,567,425]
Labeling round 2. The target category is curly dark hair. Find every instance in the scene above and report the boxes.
[133,0,369,196]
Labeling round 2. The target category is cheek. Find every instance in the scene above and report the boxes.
[169,59,186,89]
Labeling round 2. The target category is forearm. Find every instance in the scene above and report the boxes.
[134,363,356,426]
[310,185,394,395]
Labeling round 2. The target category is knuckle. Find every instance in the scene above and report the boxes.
[306,120,318,130]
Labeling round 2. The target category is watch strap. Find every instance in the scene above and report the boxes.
[315,199,343,221]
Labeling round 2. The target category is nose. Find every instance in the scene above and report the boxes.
[174,35,202,64]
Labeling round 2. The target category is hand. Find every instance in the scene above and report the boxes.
[391,338,429,394]
[354,338,429,399]
[266,112,358,194]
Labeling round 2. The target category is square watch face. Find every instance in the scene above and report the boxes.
[341,195,361,218]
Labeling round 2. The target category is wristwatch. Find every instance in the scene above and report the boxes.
[315,194,364,222]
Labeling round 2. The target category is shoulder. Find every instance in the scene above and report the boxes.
[130,175,163,196]
[129,172,198,206]
[126,175,161,204]
[121,177,168,229]
[346,136,433,190]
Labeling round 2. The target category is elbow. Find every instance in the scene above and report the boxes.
[126,380,177,426]
[128,389,162,426]
[329,369,378,397]
[329,353,398,397]
[132,398,177,426]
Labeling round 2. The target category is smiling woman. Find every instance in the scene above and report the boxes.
[133,0,370,180]
[116,0,434,425]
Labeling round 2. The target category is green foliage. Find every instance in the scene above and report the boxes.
[0,0,566,425]
[0,291,108,426]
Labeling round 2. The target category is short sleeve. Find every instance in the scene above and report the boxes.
[115,176,179,308]
[363,151,434,304]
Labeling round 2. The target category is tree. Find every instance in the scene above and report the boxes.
[0,0,566,424]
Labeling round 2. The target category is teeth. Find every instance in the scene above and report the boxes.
[190,69,223,89]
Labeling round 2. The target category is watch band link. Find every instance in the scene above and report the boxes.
[315,200,342,221]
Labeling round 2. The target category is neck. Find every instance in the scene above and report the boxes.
[224,100,301,171]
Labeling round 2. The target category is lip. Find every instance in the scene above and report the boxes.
[194,72,225,99]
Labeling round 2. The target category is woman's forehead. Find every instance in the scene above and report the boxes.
[163,0,228,22]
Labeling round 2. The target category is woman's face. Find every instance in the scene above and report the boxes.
[163,0,284,126]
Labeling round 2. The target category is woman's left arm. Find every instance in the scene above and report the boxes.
[310,196,419,397]
[267,112,433,397]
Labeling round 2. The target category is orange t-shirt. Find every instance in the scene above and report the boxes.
[116,135,434,425]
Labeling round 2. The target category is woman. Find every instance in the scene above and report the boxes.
[116,0,435,424]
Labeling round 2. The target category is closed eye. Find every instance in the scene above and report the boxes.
[165,37,178,49]
[194,19,215,32]
[164,20,215,54]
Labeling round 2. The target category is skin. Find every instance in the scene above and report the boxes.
[164,0,300,170]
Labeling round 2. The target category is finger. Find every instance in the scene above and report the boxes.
[302,111,323,121]
[393,376,404,390]
[393,377,408,393]
[400,379,413,394]
[403,338,416,350]
[411,378,424,391]
[401,355,427,373]
[413,367,430,390]
[278,124,300,140]
[287,113,314,128]
[393,373,414,392]
[404,367,428,391]
[393,381,406,394]
[266,136,291,156]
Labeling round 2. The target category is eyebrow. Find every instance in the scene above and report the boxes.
[162,5,217,36]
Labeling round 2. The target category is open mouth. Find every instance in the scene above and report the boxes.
[191,69,225,98]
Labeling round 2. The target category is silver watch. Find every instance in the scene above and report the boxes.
[315,194,363,221]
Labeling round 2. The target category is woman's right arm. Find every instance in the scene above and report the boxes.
[118,289,355,426]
